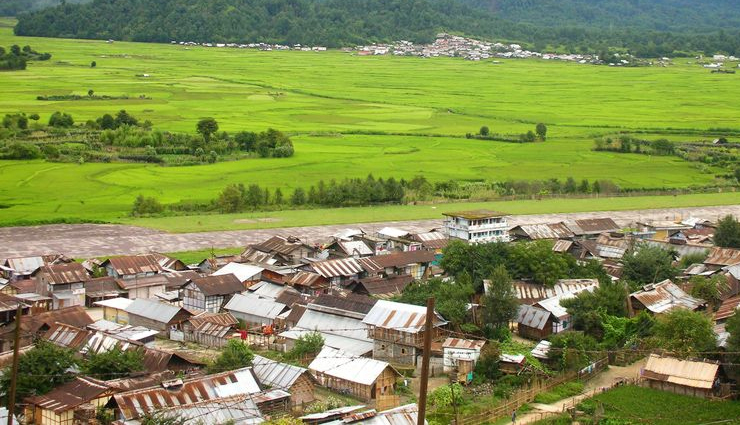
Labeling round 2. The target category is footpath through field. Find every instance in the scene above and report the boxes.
[1,205,739,258]
[507,359,647,425]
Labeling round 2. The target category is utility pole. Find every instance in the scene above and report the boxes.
[7,305,23,425]
[417,297,435,425]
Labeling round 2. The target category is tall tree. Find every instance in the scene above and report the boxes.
[196,117,219,143]
[535,123,547,140]
[208,339,254,373]
[714,215,740,248]
[621,244,678,290]
[81,346,145,380]
[653,309,716,358]
[481,264,518,331]
[0,340,77,405]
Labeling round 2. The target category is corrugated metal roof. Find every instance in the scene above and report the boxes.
[552,239,573,253]
[564,218,620,235]
[288,271,327,289]
[377,227,412,239]
[126,298,184,323]
[358,251,436,272]
[442,338,485,350]
[530,340,551,359]
[34,262,90,284]
[630,280,705,314]
[642,354,719,389]
[516,304,552,330]
[253,235,309,256]
[334,404,424,425]
[705,247,740,266]
[715,295,740,321]
[512,223,575,240]
[189,311,238,328]
[281,327,374,356]
[535,285,597,319]
[0,293,25,313]
[294,307,371,343]
[500,354,526,364]
[312,258,364,278]
[248,281,290,299]
[309,346,399,386]
[241,248,277,265]
[214,263,264,282]
[311,293,377,317]
[300,405,367,421]
[252,355,310,389]
[356,275,414,298]
[26,376,112,414]
[363,300,447,333]
[93,297,133,310]
[338,240,374,256]
[158,396,264,424]
[105,254,163,276]
[4,256,45,275]
[191,273,244,296]
[224,293,288,320]
[114,274,170,290]
[511,279,599,304]
[114,366,263,420]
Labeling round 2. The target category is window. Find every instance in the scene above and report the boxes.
[401,348,407,354]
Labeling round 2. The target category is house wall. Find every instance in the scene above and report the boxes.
[443,347,480,371]
[128,284,165,300]
[290,374,316,406]
[644,379,711,399]
[518,323,551,340]
[102,306,129,324]
[313,372,373,401]
[373,340,418,366]
[128,314,170,332]
[227,311,274,328]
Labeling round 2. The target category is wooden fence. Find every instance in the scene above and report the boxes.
[457,357,608,425]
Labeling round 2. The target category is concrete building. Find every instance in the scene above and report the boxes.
[443,210,509,244]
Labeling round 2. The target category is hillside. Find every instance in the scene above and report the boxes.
[12,0,740,55]
[0,0,90,16]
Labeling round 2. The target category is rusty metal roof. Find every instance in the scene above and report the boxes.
[642,354,719,389]
[312,292,377,316]
[114,274,170,290]
[311,258,364,278]
[356,275,414,298]
[442,338,485,350]
[510,279,599,305]
[442,210,507,219]
[252,355,311,389]
[83,276,123,298]
[43,322,92,350]
[20,306,93,334]
[114,366,263,420]
[715,295,740,321]
[564,218,620,235]
[705,247,740,266]
[358,251,436,272]
[552,239,574,253]
[4,256,46,275]
[362,300,446,333]
[126,298,188,323]
[106,371,177,392]
[34,262,90,284]
[189,311,238,328]
[240,248,277,265]
[104,254,163,276]
[26,376,113,414]
[190,274,244,296]
[337,240,374,257]
[288,271,327,289]
[630,279,706,314]
[252,235,310,256]
[0,293,25,313]
[511,223,575,240]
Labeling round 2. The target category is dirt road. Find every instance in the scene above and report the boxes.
[1,205,739,259]
[508,359,647,425]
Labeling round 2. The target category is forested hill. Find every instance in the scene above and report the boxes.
[0,0,91,16]
[13,0,740,56]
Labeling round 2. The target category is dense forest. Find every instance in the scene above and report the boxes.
[0,0,90,16]
[12,0,740,56]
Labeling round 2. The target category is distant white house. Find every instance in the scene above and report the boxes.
[443,210,509,244]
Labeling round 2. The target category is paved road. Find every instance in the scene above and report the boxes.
[1,205,739,259]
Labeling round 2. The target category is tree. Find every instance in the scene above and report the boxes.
[81,346,145,380]
[115,109,138,127]
[196,117,219,143]
[578,179,589,193]
[209,339,254,373]
[98,113,115,130]
[88,89,94,97]
[726,312,740,371]
[217,184,246,213]
[481,265,518,332]
[561,281,629,340]
[479,125,490,136]
[535,123,547,140]
[0,340,77,405]
[236,131,258,151]
[287,331,324,361]
[508,240,573,286]
[131,195,164,216]
[91,60,96,67]
[473,341,501,380]
[273,187,284,205]
[547,331,598,371]
[48,111,74,127]
[246,184,263,210]
[714,215,740,248]
[689,275,724,310]
[29,113,39,121]
[396,276,474,328]
[564,177,577,194]
[525,130,536,142]
[653,309,716,358]
[621,244,677,290]
[291,187,307,205]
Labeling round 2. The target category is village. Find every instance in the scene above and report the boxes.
[169,33,647,65]
[0,209,739,424]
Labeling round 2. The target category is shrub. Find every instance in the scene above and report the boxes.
[131,195,164,216]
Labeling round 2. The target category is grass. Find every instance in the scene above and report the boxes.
[532,381,584,404]
[162,247,243,264]
[1,17,740,230]
[571,385,740,424]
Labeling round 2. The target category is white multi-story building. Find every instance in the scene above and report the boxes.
[443,210,509,244]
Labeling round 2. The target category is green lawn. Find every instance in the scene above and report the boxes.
[574,385,740,424]
[1,17,740,230]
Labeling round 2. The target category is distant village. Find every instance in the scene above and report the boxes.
[170,33,654,66]
[0,210,739,423]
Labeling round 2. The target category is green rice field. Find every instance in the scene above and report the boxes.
[1,17,739,231]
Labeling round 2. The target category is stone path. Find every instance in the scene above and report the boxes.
[1,205,739,259]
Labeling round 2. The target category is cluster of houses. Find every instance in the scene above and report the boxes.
[170,40,328,52]
[1,210,739,422]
